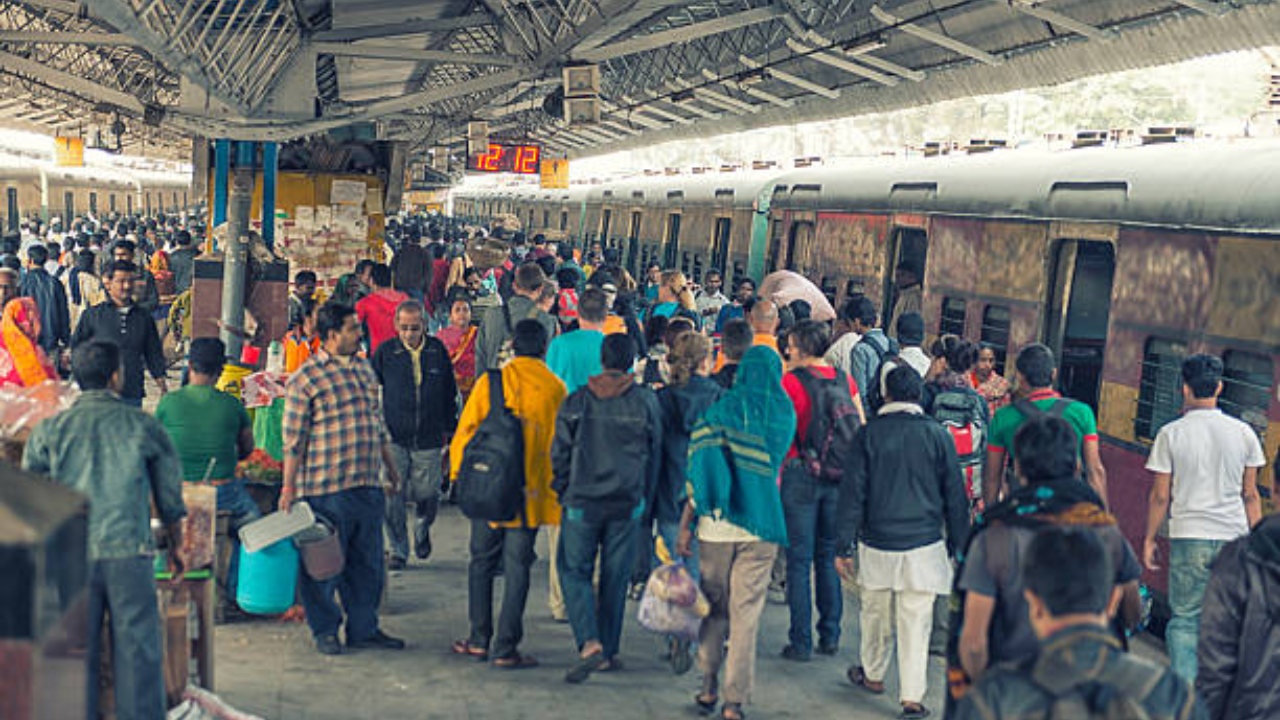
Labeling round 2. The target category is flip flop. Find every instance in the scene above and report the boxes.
[694,694,719,716]
[492,652,539,669]
[451,639,488,661]
[846,666,886,694]
[721,702,745,720]
[564,651,606,684]
[901,704,931,719]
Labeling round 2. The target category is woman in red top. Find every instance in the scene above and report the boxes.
[777,320,864,661]
[435,293,477,400]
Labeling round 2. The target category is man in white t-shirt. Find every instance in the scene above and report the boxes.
[1143,353,1265,681]
[823,296,863,375]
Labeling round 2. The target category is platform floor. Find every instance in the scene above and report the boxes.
[213,504,949,720]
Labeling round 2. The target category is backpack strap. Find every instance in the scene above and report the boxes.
[1014,396,1072,420]
[501,299,514,334]
[487,369,506,420]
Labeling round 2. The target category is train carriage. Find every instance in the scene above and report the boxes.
[763,142,1280,592]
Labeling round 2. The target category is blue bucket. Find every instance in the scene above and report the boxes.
[236,539,299,615]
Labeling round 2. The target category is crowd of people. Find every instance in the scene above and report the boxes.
[2,212,1275,720]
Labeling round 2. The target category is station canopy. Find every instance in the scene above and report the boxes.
[1,0,1279,161]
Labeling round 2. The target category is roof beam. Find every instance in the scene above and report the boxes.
[0,48,146,114]
[600,119,641,135]
[12,0,82,14]
[738,54,839,99]
[620,95,695,124]
[572,5,785,62]
[312,41,518,67]
[999,0,1116,41]
[847,51,926,82]
[701,69,793,108]
[1170,0,1228,16]
[0,31,139,46]
[670,78,759,114]
[870,5,1002,66]
[312,15,494,42]
[785,37,898,86]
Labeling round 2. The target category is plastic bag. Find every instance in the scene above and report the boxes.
[636,538,710,640]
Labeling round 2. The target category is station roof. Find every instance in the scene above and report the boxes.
[1,0,1279,163]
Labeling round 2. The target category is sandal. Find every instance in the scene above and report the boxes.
[492,652,539,669]
[721,703,745,720]
[694,693,718,715]
[600,657,624,672]
[450,639,488,661]
[846,666,885,695]
[564,651,606,684]
[901,704,931,719]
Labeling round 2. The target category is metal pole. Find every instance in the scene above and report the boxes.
[212,139,230,244]
[220,141,254,361]
[260,140,278,250]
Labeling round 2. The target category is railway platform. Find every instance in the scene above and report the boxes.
[213,504,948,720]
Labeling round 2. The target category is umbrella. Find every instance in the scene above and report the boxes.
[758,270,836,322]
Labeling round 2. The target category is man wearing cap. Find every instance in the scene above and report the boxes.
[155,337,258,611]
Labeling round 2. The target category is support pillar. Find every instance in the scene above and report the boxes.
[220,141,255,361]
[190,136,209,216]
[260,141,278,250]
[212,139,230,247]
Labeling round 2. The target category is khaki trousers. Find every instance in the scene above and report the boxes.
[860,587,934,704]
[547,525,565,619]
[697,540,778,707]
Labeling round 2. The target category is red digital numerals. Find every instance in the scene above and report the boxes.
[470,143,540,174]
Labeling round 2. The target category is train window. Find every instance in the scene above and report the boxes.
[89,192,98,215]
[543,210,550,228]
[109,193,116,212]
[819,276,838,305]
[711,217,731,275]
[680,250,691,276]
[980,304,1011,376]
[940,297,967,337]
[145,193,151,215]
[1135,338,1187,441]
[173,192,179,211]
[766,219,784,272]
[5,188,17,233]
[844,279,865,300]
[663,213,681,268]
[126,194,133,215]
[1222,350,1273,442]
[183,192,188,210]
[785,221,813,271]
[560,211,568,231]
[600,209,612,242]
[692,254,703,283]
[64,191,74,220]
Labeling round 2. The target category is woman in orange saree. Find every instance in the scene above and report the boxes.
[0,298,57,387]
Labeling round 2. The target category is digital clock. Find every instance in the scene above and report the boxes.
[467,143,542,174]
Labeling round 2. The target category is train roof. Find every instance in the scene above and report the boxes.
[766,141,1280,235]
[0,152,190,190]
[587,171,779,210]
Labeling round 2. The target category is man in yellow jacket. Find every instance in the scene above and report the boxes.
[449,318,567,668]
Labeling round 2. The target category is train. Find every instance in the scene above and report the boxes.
[454,140,1280,593]
[0,151,193,231]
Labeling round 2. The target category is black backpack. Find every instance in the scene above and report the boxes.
[455,369,526,522]
[930,389,988,512]
[1004,397,1076,489]
[853,333,901,413]
[792,367,862,485]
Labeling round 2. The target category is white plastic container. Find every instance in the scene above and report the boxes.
[238,502,315,553]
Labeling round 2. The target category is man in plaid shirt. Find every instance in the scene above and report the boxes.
[281,302,405,656]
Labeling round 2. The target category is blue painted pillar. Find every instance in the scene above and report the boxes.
[260,141,278,250]
[212,139,230,241]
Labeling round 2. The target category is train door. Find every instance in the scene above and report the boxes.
[64,191,74,220]
[626,211,642,277]
[1045,239,1116,411]
[784,220,813,271]
[5,188,17,232]
[766,217,785,272]
[663,213,681,269]
[600,209,612,244]
[711,216,731,276]
[883,227,928,327]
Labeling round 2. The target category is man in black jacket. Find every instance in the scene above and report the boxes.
[371,299,457,569]
[71,260,168,406]
[1197,513,1280,720]
[835,366,968,720]
[20,244,71,355]
[551,333,662,684]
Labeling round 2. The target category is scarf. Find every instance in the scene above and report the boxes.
[687,346,797,545]
[0,298,55,387]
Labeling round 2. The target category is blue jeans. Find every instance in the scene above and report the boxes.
[1167,537,1225,681]
[86,557,166,720]
[559,509,638,658]
[216,480,262,604]
[781,465,843,653]
[298,486,386,642]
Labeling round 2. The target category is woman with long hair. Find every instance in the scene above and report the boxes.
[677,346,796,720]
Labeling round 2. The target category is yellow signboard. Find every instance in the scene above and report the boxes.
[540,158,569,189]
[54,137,84,167]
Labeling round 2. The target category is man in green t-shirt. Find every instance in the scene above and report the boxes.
[982,344,1108,509]
[156,338,258,606]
